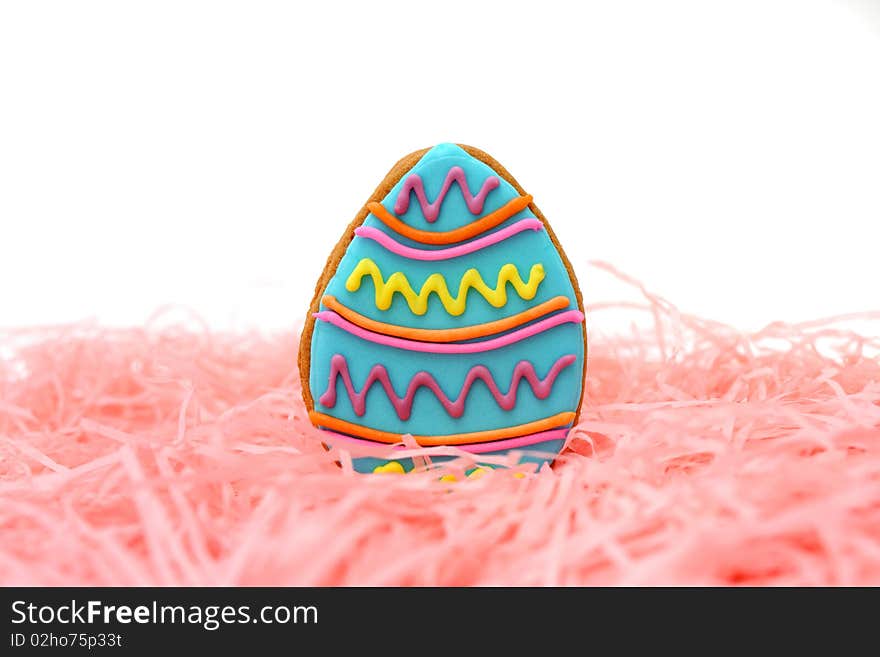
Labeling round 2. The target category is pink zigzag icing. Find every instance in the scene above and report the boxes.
[393,166,501,222]
[318,353,577,420]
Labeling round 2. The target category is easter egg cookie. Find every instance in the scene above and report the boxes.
[299,144,586,473]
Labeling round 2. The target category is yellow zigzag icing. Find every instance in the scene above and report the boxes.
[344,258,545,316]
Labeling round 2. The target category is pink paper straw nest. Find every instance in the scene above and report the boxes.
[1,262,879,586]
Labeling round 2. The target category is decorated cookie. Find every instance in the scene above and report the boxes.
[299,144,586,474]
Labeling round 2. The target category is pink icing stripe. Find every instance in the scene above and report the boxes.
[354,219,543,261]
[394,166,500,222]
[320,428,571,455]
[319,354,577,420]
[312,309,585,354]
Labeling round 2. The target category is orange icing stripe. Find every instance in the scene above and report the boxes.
[321,295,571,343]
[366,195,533,245]
[307,410,575,446]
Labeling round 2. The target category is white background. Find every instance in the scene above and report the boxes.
[2,0,879,332]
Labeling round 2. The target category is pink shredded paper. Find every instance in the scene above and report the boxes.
[1,263,879,586]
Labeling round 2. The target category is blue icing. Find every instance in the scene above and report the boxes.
[308,143,584,460]
[322,228,579,330]
[344,438,566,474]
[358,204,535,251]
[310,320,583,436]
[381,143,520,232]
